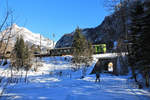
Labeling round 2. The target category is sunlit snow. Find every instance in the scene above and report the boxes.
[0,56,150,100]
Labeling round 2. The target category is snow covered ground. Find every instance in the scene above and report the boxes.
[0,56,150,100]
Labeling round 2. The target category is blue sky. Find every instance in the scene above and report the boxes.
[1,0,109,42]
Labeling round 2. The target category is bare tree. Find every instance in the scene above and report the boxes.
[103,0,121,12]
[0,2,28,84]
[0,0,21,65]
[104,0,130,50]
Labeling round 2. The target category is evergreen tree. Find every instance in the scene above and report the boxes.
[138,1,150,87]
[24,45,33,82]
[140,1,150,65]
[128,0,150,87]
[72,27,85,64]
[128,0,144,82]
[72,27,93,64]
[13,36,26,68]
[72,27,93,77]
[11,35,33,82]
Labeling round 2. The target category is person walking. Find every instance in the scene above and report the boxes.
[90,59,102,82]
[95,71,100,82]
[95,59,101,82]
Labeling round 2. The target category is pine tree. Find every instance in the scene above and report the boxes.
[11,35,33,82]
[128,0,150,87]
[24,45,33,82]
[128,0,144,82]
[72,27,93,77]
[72,27,85,64]
[140,1,150,65]
[138,1,150,87]
[72,27,92,64]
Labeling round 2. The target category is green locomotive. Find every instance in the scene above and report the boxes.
[93,44,107,54]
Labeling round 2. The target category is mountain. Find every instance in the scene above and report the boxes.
[55,1,132,48]
[1,24,54,51]
[55,11,124,48]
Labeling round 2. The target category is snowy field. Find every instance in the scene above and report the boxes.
[0,56,150,100]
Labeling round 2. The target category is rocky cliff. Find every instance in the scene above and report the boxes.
[55,10,125,48]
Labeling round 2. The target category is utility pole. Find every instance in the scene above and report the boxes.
[40,34,42,61]
[53,33,55,48]
[52,33,56,71]
[40,34,41,54]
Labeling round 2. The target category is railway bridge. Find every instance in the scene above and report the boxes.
[34,52,128,75]
[91,53,128,75]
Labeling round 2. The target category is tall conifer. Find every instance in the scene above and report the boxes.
[72,27,93,75]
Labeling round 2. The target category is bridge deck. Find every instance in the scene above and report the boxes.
[34,53,127,58]
[93,53,127,59]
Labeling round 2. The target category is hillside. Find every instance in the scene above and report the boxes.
[55,8,125,48]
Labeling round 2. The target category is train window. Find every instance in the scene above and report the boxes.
[97,46,100,52]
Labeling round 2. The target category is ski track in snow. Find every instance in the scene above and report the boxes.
[1,56,150,100]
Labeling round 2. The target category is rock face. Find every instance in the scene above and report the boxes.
[56,0,149,49]
[56,9,125,48]
[55,33,74,48]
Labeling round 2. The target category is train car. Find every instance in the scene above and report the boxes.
[49,44,107,56]
[50,47,73,56]
[93,44,106,54]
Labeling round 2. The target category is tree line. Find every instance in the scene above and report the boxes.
[104,0,150,87]
[128,0,150,87]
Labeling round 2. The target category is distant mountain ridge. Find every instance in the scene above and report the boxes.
[55,2,130,48]
[55,11,124,48]
[1,24,54,50]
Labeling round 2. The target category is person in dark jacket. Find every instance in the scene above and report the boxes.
[90,59,102,82]
[95,72,100,82]
[94,59,102,82]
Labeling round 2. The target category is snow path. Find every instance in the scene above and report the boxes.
[1,57,150,100]
[1,74,150,100]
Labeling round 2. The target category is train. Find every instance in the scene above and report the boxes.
[93,44,106,54]
[49,44,107,56]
